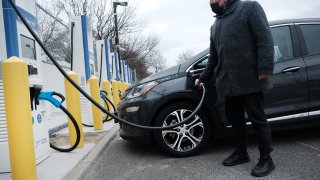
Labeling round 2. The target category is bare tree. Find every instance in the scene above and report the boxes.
[38,0,164,79]
[37,3,71,62]
[177,50,194,64]
[147,51,166,73]
[121,33,160,79]
[55,0,144,40]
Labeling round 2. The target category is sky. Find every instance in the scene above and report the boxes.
[135,0,320,67]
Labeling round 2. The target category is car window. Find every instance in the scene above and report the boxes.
[300,24,320,56]
[193,56,209,70]
[270,26,294,63]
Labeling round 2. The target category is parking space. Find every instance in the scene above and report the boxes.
[82,127,320,180]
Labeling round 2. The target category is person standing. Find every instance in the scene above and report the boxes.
[196,0,275,177]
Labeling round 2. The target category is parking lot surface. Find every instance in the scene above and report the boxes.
[82,127,320,180]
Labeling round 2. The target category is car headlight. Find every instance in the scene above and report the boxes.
[126,81,158,99]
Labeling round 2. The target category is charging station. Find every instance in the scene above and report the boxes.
[122,60,132,84]
[0,0,50,172]
[96,39,112,84]
[127,65,132,83]
[121,60,126,83]
[112,52,121,81]
[70,15,96,125]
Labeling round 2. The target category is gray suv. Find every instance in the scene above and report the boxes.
[117,18,320,157]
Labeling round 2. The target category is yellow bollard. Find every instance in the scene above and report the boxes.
[122,82,126,92]
[102,80,112,112]
[89,76,103,130]
[2,57,37,180]
[65,71,84,148]
[111,80,120,109]
[118,81,124,94]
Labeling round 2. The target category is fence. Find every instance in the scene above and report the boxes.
[36,3,71,134]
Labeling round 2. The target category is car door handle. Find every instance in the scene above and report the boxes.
[188,68,205,77]
[282,66,301,73]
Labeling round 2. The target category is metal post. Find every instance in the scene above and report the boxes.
[113,1,128,82]
[113,2,122,81]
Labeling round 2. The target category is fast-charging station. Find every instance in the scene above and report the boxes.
[112,52,121,81]
[100,48,121,82]
[0,0,50,172]
[96,39,112,84]
[70,15,95,125]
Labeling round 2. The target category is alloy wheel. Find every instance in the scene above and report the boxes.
[161,109,204,152]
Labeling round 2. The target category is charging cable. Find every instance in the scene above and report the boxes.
[38,91,81,152]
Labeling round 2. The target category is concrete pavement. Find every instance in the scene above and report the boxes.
[0,121,119,180]
[82,126,320,180]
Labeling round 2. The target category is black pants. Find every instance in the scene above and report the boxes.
[225,92,273,157]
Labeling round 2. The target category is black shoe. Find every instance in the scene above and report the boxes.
[222,149,250,166]
[251,158,275,177]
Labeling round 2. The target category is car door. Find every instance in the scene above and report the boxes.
[264,24,309,122]
[296,23,320,116]
[186,55,218,108]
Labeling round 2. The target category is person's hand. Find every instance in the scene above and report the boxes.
[258,74,271,80]
[195,79,203,87]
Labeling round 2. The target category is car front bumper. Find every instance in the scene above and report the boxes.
[117,91,162,143]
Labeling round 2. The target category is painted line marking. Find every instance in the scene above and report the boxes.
[297,142,320,152]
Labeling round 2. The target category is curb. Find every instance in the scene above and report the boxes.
[63,124,120,180]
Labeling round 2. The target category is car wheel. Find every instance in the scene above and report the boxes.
[153,102,211,157]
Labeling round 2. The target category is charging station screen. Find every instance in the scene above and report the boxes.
[21,35,37,60]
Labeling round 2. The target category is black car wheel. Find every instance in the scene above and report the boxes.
[153,102,211,157]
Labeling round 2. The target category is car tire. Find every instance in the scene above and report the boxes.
[153,102,211,157]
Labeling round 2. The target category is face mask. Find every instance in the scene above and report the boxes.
[210,3,224,16]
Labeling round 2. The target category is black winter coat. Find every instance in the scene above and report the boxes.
[200,0,274,98]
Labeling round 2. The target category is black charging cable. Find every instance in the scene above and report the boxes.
[9,0,206,131]
[100,90,116,121]
[38,91,81,152]
[82,90,115,127]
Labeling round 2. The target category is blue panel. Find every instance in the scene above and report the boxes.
[3,0,19,57]
[104,39,112,81]
[81,15,90,80]
[129,68,132,83]
[16,6,38,30]
[126,65,129,83]
[114,52,120,81]
[122,60,126,82]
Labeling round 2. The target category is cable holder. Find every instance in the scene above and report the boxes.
[38,91,81,152]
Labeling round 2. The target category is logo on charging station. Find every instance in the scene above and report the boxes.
[37,114,42,124]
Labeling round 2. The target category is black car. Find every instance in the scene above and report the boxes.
[117,18,320,157]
